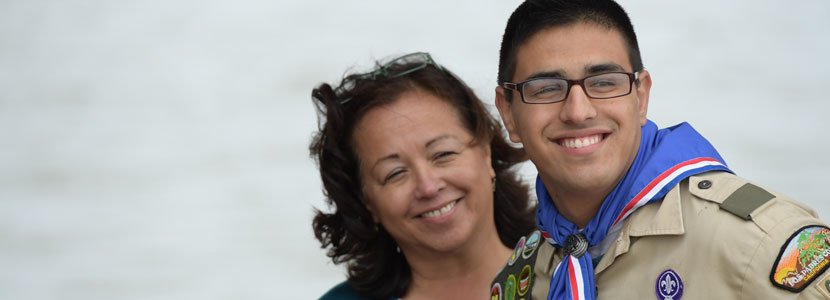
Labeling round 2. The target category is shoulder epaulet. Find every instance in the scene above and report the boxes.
[720,183,776,220]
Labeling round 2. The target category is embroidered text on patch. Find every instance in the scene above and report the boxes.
[770,225,830,292]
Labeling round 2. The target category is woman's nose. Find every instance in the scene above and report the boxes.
[413,167,445,200]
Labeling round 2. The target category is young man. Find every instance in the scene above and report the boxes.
[491,0,830,299]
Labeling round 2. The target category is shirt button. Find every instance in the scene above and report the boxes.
[698,180,712,189]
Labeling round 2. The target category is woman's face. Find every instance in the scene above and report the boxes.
[353,90,497,255]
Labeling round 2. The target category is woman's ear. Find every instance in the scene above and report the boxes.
[365,205,379,223]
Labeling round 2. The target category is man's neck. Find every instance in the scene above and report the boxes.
[550,192,605,228]
[539,170,627,228]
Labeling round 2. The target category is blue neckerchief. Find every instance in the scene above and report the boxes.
[537,120,732,300]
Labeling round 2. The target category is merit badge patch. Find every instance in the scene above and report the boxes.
[491,282,502,300]
[770,225,830,292]
[504,274,517,300]
[518,264,532,296]
[509,236,526,266]
[522,231,541,259]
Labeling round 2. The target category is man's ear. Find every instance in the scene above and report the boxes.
[635,69,652,125]
[495,86,522,144]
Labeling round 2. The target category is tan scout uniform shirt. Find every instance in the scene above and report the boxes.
[530,171,830,299]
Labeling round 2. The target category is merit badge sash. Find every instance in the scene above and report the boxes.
[492,231,542,300]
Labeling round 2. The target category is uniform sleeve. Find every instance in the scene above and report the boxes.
[739,197,830,299]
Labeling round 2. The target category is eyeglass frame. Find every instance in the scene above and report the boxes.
[502,71,639,104]
[335,52,439,104]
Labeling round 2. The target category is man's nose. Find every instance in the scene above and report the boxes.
[558,84,598,124]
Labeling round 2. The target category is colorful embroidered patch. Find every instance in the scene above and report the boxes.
[518,264,532,296]
[504,274,516,300]
[491,282,502,300]
[522,231,540,259]
[509,236,525,266]
[770,225,830,292]
[655,269,684,300]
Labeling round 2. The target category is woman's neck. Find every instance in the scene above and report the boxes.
[402,227,511,299]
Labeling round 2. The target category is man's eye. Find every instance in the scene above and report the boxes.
[590,80,618,87]
[532,84,564,96]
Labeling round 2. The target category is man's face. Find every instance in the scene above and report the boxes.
[496,22,652,201]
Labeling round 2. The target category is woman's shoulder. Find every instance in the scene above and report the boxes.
[319,281,369,300]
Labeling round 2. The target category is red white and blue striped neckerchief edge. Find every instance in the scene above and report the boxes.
[536,120,732,300]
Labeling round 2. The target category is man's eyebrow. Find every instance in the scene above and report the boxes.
[585,63,625,74]
[521,63,626,82]
[524,70,566,81]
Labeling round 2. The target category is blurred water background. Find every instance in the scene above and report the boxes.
[1,0,828,299]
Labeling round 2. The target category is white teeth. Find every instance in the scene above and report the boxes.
[561,134,602,149]
[421,201,456,218]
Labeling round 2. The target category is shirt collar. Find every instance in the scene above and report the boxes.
[627,182,686,237]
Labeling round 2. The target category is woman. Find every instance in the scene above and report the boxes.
[310,52,535,299]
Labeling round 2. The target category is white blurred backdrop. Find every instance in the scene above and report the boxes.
[1,0,828,299]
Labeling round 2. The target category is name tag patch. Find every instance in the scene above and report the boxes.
[770,225,830,292]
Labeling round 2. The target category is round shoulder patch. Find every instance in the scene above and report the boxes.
[770,225,830,292]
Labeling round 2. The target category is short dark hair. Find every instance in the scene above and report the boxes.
[310,53,536,299]
[498,0,643,99]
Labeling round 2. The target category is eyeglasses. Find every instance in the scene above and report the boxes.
[336,52,438,103]
[502,72,638,104]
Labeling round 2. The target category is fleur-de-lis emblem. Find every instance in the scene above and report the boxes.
[656,269,684,300]
[660,275,677,294]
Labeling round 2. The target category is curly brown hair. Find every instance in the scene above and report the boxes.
[310,53,535,299]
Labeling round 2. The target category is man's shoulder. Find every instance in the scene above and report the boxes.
[683,171,819,225]
[680,171,830,297]
[680,171,824,241]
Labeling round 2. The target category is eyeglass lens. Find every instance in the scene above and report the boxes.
[522,73,632,103]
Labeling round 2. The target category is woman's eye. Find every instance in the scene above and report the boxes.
[383,169,405,184]
[433,151,458,162]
